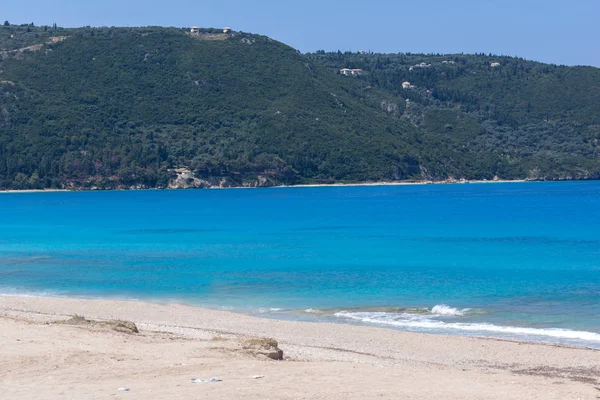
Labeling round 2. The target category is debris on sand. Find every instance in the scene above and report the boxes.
[191,377,222,383]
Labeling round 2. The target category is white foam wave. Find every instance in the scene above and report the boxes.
[304,308,322,314]
[257,308,283,313]
[0,287,64,298]
[334,311,600,343]
[431,304,470,316]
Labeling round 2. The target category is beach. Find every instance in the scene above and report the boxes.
[0,178,531,193]
[1,295,598,399]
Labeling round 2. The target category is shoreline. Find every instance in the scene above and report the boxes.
[0,178,537,193]
[1,295,598,399]
[3,294,599,355]
[2,293,599,352]
[2,293,600,352]
[257,178,529,189]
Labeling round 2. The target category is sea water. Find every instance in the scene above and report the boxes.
[1,182,599,348]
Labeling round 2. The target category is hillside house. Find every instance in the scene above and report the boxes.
[223,27,232,34]
[402,81,412,89]
[491,62,501,67]
[410,62,431,71]
[340,68,363,76]
[190,26,199,34]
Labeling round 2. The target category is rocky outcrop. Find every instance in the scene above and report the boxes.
[242,338,284,360]
[56,315,139,334]
[168,168,211,189]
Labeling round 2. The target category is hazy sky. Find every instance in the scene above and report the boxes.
[3,0,599,66]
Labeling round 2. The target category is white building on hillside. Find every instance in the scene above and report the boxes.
[340,68,364,76]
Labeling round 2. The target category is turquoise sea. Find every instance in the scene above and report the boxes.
[1,182,599,348]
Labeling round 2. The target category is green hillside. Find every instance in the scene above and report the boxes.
[0,24,599,190]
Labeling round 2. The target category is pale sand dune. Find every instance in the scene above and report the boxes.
[1,296,598,399]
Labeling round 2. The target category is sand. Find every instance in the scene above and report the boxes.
[0,179,530,194]
[1,296,598,399]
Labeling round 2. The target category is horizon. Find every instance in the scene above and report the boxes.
[2,0,599,68]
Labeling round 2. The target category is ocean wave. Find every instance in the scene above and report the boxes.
[0,287,64,298]
[430,304,471,316]
[304,308,323,314]
[257,308,283,313]
[334,311,600,343]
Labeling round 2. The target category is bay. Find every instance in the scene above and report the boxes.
[1,182,599,348]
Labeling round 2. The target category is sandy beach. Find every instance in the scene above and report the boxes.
[1,296,598,399]
[0,178,532,193]
[270,179,529,189]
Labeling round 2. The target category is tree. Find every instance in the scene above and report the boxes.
[0,26,598,190]
[3,21,9,26]
[29,171,39,186]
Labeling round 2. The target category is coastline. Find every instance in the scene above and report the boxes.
[2,292,599,349]
[1,295,598,399]
[0,178,533,193]
[261,178,529,190]
[0,188,70,194]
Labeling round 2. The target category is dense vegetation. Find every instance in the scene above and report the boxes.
[0,24,599,190]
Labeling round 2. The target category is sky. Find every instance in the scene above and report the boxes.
[3,0,599,67]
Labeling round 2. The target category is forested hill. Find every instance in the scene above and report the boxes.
[0,24,599,190]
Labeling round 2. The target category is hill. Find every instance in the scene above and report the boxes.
[0,24,599,190]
